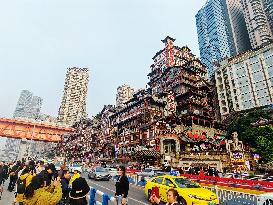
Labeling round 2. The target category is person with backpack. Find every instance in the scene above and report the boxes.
[69,168,90,205]
[15,167,34,205]
[8,161,22,192]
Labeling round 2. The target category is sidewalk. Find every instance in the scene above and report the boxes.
[1,180,16,205]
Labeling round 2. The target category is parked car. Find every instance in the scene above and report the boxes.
[136,168,163,177]
[145,175,219,205]
[105,167,118,177]
[88,167,111,181]
[69,164,83,173]
[55,162,63,171]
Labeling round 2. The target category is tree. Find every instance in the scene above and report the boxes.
[227,108,273,163]
[256,127,273,163]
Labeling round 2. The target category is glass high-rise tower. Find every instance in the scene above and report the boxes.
[13,90,43,119]
[196,0,251,78]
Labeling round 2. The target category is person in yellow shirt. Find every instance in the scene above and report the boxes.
[69,168,81,186]
[23,175,62,205]
[16,166,34,204]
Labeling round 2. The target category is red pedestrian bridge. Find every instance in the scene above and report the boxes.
[0,118,74,142]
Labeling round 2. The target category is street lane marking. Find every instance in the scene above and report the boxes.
[89,181,149,205]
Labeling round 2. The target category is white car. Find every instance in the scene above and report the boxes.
[136,168,163,177]
[69,164,83,173]
[88,167,111,181]
[105,167,118,177]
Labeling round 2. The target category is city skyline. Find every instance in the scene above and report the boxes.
[0,0,208,119]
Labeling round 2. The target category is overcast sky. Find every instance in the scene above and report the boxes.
[0,0,206,118]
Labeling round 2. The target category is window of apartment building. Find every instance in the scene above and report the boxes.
[242,92,252,101]
[222,107,228,113]
[249,56,259,64]
[254,81,266,90]
[236,67,246,77]
[259,97,270,106]
[267,65,273,77]
[231,79,236,87]
[264,50,273,66]
[251,62,261,73]
[252,72,264,82]
[238,77,249,86]
[257,89,269,97]
[241,86,250,94]
[242,100,253,109]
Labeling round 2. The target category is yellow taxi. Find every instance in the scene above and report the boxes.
[145,175,219,205]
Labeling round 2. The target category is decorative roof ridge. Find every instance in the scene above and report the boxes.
[161,36,176,43]
[152,49,165,60]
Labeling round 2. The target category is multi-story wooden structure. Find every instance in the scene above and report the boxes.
[108,37,226,168]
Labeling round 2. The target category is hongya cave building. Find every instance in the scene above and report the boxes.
[108,37,255,172]
[59,37,255,172]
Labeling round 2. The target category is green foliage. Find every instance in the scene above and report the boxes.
[227,108,273,163]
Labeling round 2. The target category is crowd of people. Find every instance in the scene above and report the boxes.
[0,159,90,205]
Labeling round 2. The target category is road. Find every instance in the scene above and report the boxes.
[85,175,150,205]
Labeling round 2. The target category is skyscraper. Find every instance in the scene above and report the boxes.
[196,0,251,78]
[1,90,42,161]
[241,0,273,49]
[13,90,43,119]
[58,67,89,125]
[116,84,134,109]
[263,0,273,34]
[262,0,273,34]
[226,0,252,53]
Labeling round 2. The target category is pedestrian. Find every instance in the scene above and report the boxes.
[69,168,90,205]
[23,175,62,205]
[150,189,185,205]
[15,166,34,205]
[38,163,56,187]
[36,161,45,175]
[69,167,81,187]
[57,169,71,205]
[2,162,9,181]
[58,165,67,178]
[0,162,4,186]
[8,161,22,192]
[115,166,129,205]
[0,162,4,200]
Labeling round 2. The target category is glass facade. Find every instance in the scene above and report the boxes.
[196,0,236,78]
[196,0,252,79]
